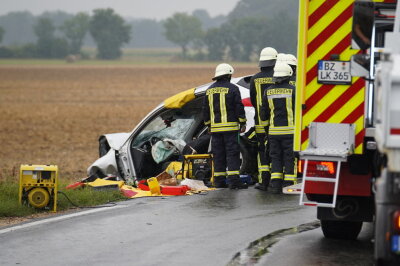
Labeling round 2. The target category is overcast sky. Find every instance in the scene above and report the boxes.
[0,0,241,19]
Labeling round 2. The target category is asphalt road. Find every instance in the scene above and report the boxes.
[0,188,373,266]
[259,222,374,266]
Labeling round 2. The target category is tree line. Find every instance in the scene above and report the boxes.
[0,9,130,59]
[165,11,297,61]
[0,0,298,61]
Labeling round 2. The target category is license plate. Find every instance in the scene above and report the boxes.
[318,60,352,85]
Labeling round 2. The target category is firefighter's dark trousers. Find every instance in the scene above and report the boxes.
[212,131,241,178]
[269,134,296,182]
[256,133,270,184]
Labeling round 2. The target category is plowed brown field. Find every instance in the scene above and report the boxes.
[0,64,256,182]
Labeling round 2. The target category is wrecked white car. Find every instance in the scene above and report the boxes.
[87,76,258,184]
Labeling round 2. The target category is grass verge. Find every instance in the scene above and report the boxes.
[0,176,127,217]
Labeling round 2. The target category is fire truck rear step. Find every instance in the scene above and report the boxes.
[299,122,356,208]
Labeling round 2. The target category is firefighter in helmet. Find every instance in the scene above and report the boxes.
[249,47,278,191]
[285,54,297,86]
[203,63,248,189]
[260,62,296,194]
[276,53,286,63]
[278,54,297,83]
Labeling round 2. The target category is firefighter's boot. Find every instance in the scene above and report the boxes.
[254,182,267,190]
[270,179,283,194]
[254,172,270,191]
[228,175,248,189]
[214,176,227,188]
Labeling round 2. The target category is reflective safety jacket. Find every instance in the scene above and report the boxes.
[203,80,246,133]
[249,67,275,134]
[289,75,296,86]
[260,80,295,136]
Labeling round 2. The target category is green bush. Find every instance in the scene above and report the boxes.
[12,43,38,58]
[0,179,39,217]
[0,47,14,58]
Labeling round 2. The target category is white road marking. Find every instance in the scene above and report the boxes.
[0,204,127,235]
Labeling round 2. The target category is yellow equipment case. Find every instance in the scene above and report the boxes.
[19,164,58,212]
[182,154,214,184]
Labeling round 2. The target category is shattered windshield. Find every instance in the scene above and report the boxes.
[132,114,195,147]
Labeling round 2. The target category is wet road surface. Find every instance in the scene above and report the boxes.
[232,220,374,266]
[0,187,373,265]
[260,222,374,266]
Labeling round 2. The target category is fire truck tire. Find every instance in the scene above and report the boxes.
[320,220,363,240]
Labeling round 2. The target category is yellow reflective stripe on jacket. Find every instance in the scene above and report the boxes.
[212,122,238,127]
[256,80,263,127]
[254,78,272,127]
[206,84,245,133]
[220,92,227,123]
[269,126,294,135]
[286,98,294,127]
[255,78,273,127]
[208,94,215,125]
[268,98,275,127]
[211,125,240,132]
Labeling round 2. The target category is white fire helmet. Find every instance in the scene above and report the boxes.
[276,53,287,62]
[259,47,278,67]
[285,54,297,66]
[213,63,234,80]
[273,62,293,77]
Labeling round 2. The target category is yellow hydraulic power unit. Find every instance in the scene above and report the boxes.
[182,154,214,185]
[19,164,58,212]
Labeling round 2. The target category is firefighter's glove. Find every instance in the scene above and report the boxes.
[240,123,246,133]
